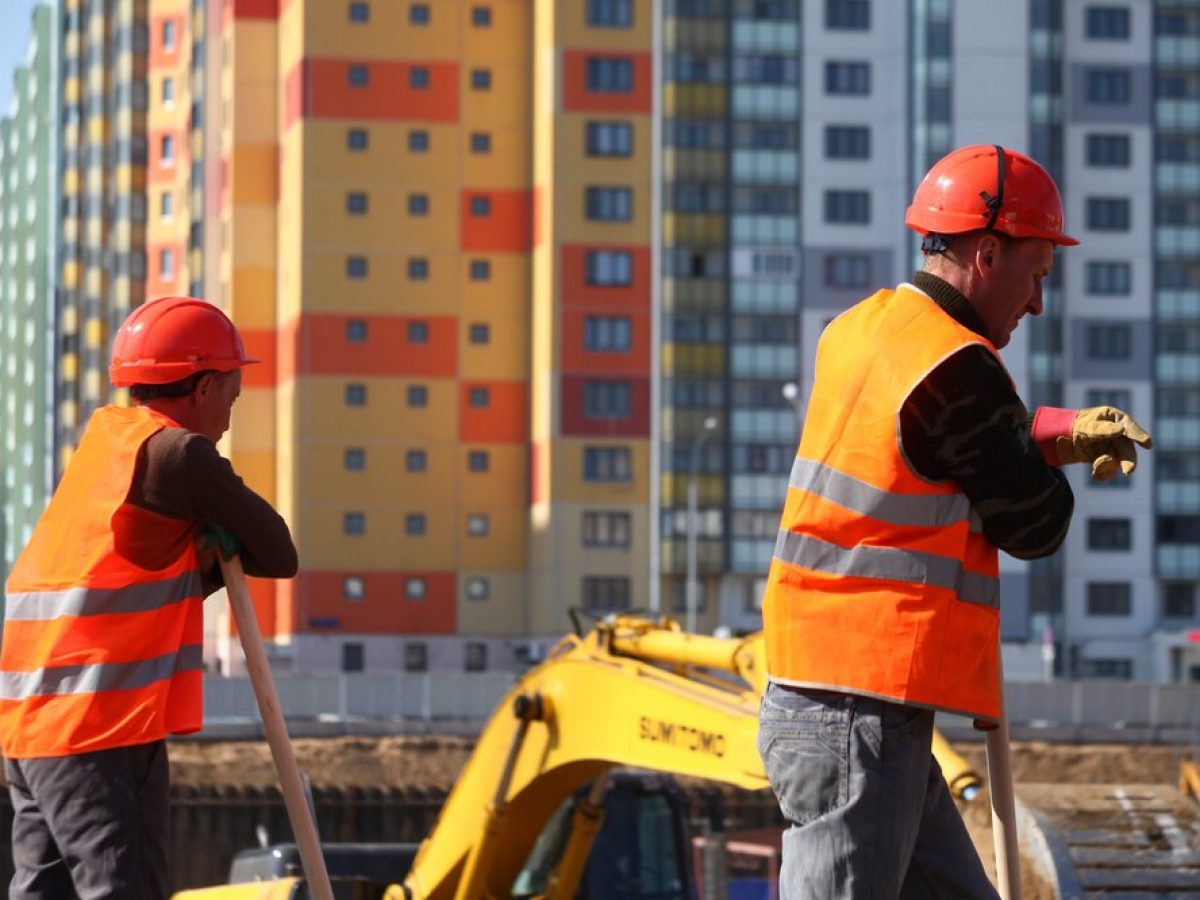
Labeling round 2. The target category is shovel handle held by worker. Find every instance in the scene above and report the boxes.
[219,553,335,900]
[986,650,1021,900]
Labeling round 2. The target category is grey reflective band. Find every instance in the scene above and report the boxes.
[0,644,204,701]
[5,570,202,622]
[773,530,999,610]
[788,457,972,528]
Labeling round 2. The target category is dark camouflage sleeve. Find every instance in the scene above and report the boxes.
[899,345,1074,560]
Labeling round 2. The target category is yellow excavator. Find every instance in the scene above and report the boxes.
[175,614,981,899]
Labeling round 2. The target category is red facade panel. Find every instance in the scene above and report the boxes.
[561,50,652,114]
[297,571,457,634]
[560,375,650,438]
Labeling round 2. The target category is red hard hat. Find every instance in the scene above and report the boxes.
[906,144,1078,246]
[109,296,259,387]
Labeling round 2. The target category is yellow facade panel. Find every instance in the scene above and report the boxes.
[232,20,278,84]
[305,185,458,250]
[459,64,535,129]
[304,123,457,186]
[300,378,459,444]
[302,2,468,58]
[229,387,276,452]
[228,449,277,503]
[456,574,527,636]
[230,267,278,328]
[457,507,526,571]
[458,313,529,381]
[229,205,277,270]
[456,128,533,189]
[232,143,278,206]
[298,249,459,315]
[560,5,653,47]
[300,444,457,507]
[557,439,650,503]
[559,115,652,180]
[232,83,278,145]
[299,502,457,571]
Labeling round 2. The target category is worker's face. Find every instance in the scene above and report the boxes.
[975,236,1055,349]
[194,369,243,443]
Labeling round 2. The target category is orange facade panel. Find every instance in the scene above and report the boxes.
[239,328,279,389]
[459,381,528,444]
[148,13,184,67]
[233,143,279,205]
[284,59,459,130]
[460,189,532,253]
[297,571,456,634]
[228,0,278,23]
[277,314,459,382]
[562,50,652,115]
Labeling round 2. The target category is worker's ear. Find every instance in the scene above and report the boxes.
[192,372,217,404]
[974,233,1003,280]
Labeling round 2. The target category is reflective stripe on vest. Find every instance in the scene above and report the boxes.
[773,530,999,610]
[0,645,203,701]
[5,570,203,621]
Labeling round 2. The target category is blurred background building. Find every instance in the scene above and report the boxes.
[0,0,1198,681]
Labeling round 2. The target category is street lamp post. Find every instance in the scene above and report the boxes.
[686,416,719,634]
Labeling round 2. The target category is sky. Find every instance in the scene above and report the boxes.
[0,1,42,115]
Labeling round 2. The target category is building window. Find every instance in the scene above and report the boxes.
[1087,581,1132,616]
[825,125,870,160]
[347,192,368,215]
[588,0,632,27]
[347,128,369,151]
[825,61,871,95]
[471,6,491,26]
[1087,133,1131,167]
[1086,68,1131,104]
[583,511,632,548]
[583,446,632,482]
[1087,197,1131,231]
[161,76,175,106]
[348,2,370,22]
[160,191,173,220]
[825,253,872,288]
[409,3,429,24]
[346,256,368,279]
[406,514,427,536]
[470,132,490,153]
[586,121,633,156]
[410,67,429,89]
[469,387,490,408]
[584,316,632,352]
[344,448,366,471]
[582,576,631,613]
[1087,517,1131,550]
[1087,261,1131,295]
[467,514,489,537]
[466,577,489,601]
[465,642,488,672]
[584,381,632,418]
[408,258,429,280]
[160,134,174,165]
[825,0,869,30]
[470,259,491,281]
[1086,323,1132,360]
[824,190,871,224]
[1086,6,1131,39]
[405,577,426,601]
[162,19,176,50]
[469,323,490,344]
[1079,658,1132,679]
[408,321,428,343]
[1086,388,1131,409]
[408,194,428,215]
[159,249,174,280]
[471,69,491,90]
[468,451,489,472]
[585,250,633,286]
[348,65,369,87]
[344,512,366,536]
[404,642,428,671]
[409,130,429,152]
[345,384,367,406]
[407,385,428,407]
[585,187,633,222]
[1164,583,1195,619]
[406,449,427,472]
[341,643,365,673]
[469,195,491,217]
[343,576,365,601]
[586,57,634,93]
[345,319,367,342]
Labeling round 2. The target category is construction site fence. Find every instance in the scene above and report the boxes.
[199,673,1200,741]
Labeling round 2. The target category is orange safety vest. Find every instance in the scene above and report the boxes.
[0,405,204,758]
[762,285,1003,722]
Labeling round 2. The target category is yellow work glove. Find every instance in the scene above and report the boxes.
[1038,406,1154,481]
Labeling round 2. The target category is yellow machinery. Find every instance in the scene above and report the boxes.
[176,615,981,899]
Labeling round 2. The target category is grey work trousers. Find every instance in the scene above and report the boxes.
[5,739,170,900]
[758,682,999,900]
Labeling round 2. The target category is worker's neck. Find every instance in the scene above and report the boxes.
[138,398,202,434]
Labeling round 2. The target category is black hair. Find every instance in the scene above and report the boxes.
[129,370,216,401]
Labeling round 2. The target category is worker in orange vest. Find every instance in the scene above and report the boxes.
[758,145,1152,898]
[0,296,297,899]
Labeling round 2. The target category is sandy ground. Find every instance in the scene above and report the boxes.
[165,736,1194,896]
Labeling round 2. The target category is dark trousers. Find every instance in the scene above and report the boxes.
[5,739,170,900]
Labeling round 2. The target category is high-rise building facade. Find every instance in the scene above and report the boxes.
[0,4,56,584]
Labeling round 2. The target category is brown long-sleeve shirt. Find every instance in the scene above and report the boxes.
[128,428,298,588]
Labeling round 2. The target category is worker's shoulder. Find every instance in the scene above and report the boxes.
[143,426,224,474]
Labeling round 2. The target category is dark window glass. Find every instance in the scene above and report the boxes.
[583,382,632,418]
[470,132,491,153]
[1086,323,1132,359]
[1086,68,1132,104]
[406,514,426,536]
[344,448,366,471]
[408,258,429,279]
[1086,582,1132,615]
[825,0,868,29]
[1086,6,1131,39]
[471,69,491,89]
[586,57,634,92]
[345,319,367,342]
[1164,583,1195,619]
[582,511,632,548]
[348,65,369,87]
[471,6,491,26]
[1086,133,1131,167]
[346,256,368,279]
[344,512,366,536]
[406,450,427,472]
[408,321,428,343]
[469,323,490,344]
[410,3,429,24]
[1086,261,1131,295]
[1086,197,1131,231]
[468,451,489,472]
[345,384,367,406]
[583,447,632,481]
[410,67,430,89]
[469,387,490,408]
[470,259,491,281]
[1079,658,1132,679]
[588,0,633,27]
[465,642,488,672]
[586,251,633,286]
[584,316,632,352]
[824,125,870,159]
[408,194,428,215]
[470,195,491,217]
[407,385,428,407]
[347,128,369,151]
[824,190,871,224]
[582,577,632,613]
[409,130,429,151]
[825,253,872,288]
[585,187,633,221]
[346,192,368,214]
[824,61,870,95]
[1087,518,1132,550]
[586,121,634,156]
[404,643,428,672]
[348,2,369,22]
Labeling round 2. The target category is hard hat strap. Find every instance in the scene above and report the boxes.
[979,144,1006,232]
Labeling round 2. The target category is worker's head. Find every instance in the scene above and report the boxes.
[906,144,1077,348]
[110,296,257,443]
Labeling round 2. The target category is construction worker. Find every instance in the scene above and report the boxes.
[0,296,297,898]
[758,145,1153,898]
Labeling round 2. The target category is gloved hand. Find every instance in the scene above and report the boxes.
[1032,406,1153,481]
[198,524,240,561]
